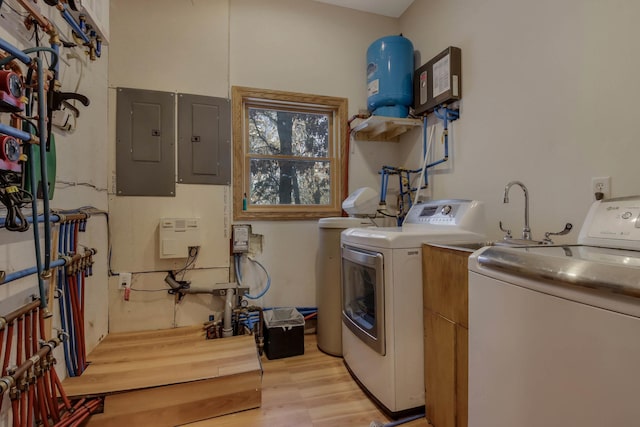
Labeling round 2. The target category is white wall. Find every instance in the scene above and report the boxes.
[107,0,399,329]
[399,0,640,242]
[107,0,640,332]
[229,0,400,307]
[108,0,231,331]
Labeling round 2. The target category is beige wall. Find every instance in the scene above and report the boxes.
[108,0,231,331]
[107,0,398,330]
[399,0,640,241]
[108,0,640,333]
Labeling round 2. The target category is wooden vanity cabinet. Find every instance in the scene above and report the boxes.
[422,243,471,427]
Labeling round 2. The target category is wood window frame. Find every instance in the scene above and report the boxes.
[232,86,348,220]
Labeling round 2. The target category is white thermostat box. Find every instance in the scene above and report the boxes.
[159,218,201,259]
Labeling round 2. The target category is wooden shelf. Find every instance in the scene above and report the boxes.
[350,116,422,142]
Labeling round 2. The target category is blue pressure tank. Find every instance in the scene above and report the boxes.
[367,35,414,118]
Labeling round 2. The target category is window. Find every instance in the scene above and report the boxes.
[232,86,347,220]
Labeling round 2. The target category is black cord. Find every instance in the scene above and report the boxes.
[376,209,398,219]
[0,173,33,232]
[12,114,39,134]
[174,247,200,279]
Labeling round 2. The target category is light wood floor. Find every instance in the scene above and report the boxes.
[184,334,431,427]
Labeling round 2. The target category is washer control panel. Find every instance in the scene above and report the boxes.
[404,200,467,225]
[578,196,640,250]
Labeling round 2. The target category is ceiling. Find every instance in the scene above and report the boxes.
[312,0,415,18]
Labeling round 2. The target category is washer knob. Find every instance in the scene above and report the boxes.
[441,205,452,215]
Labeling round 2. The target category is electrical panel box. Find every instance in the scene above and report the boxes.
[116,88,175,196]
[159,218,201,259]
[232,224,250,253]
[178,94,231,185]
[413,46,462,116]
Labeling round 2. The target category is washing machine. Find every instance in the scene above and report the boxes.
[468,196,640,427]
[341,199,486,417]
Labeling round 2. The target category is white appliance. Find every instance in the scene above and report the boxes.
[341,199,486,416]
[468,196,640,427]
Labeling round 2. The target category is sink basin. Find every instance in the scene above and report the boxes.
[493,238,546,247]
[426,241,494,253]
[428,239,546,253]
[447,242,493,251]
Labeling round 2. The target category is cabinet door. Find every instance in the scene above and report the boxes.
[425,310,456,427]
[422,245,470,326]
[456,326,468,427]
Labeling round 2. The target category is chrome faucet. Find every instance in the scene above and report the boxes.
[503,180,531,240]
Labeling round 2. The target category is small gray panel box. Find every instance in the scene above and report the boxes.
[116,87,176,196]
[178,93,230,185]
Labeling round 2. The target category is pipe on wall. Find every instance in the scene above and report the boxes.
[222,289,234,338]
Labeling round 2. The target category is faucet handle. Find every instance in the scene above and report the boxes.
[499,221,512,239]
[543,223,573,244]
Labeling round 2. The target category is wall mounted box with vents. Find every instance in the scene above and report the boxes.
[413,46,462,116]
[159,218,201,259]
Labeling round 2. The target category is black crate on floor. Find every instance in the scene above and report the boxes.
[263,308,305,360]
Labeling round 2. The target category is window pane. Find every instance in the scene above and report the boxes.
[249,159,331,205]
[248,108,329,157]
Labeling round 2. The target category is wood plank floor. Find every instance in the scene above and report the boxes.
[64,326,261,397]
[183,334,431,427]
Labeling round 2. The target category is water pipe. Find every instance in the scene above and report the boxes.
[15,0,55,36]
[379,167,390,204]
[0,213,61,229]
[94,34,102,59]
[35,57,53,274]
[22,65,48,317]
[0,47,59,69]
[423,106,459,187]
[243,256,271,300]
[0,123,33,143]
[57,4,90,44]
[0,37,31,64]
[413,123,435,205]
[26,140,47,314]
[0,300,40,331]
[0,334,63,395]
[50,38,60,79]
[2,259,66,285]
[223,289,235,338]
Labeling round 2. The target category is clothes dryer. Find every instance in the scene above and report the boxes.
[341,199,486,416]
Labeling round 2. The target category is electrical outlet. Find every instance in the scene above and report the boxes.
[592,176,611,200]
[119,272,132,288]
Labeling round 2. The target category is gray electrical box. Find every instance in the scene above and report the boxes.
[413,46,462,116]
[116,88,176,196]
[177,94,230,185]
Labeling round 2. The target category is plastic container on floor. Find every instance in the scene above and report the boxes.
[263,308,305,360]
